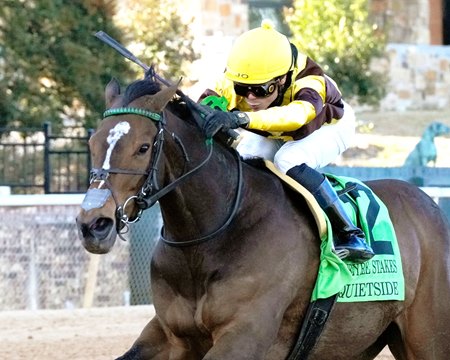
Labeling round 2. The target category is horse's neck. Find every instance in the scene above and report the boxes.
[158,127,242,242]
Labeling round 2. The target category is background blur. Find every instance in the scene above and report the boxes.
[1,0,450,312]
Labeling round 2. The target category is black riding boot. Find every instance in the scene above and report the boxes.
[286,164,375,263]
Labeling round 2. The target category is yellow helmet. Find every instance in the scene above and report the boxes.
[225,20,293,84]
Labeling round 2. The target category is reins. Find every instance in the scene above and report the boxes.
[160,147,243,247]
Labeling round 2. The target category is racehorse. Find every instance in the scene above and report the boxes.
[76,76,450,360]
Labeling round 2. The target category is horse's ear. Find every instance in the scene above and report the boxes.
[143,82,179,112]
[105,78,121,109]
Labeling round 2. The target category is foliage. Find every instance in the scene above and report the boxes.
[286,0,387,105]
[114,0,198,84]
[0,0,197,130]
[0,0,133,129]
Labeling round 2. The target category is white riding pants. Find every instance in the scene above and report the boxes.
[235,101,356,173]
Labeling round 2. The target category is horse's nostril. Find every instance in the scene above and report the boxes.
[89,217,114,240]
[91,218,109,231]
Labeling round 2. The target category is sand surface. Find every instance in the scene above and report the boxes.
[0,305,395,359]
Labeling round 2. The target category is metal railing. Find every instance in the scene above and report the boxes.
[0,123,93,194]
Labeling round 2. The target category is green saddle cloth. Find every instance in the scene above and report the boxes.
[311,174,405,303]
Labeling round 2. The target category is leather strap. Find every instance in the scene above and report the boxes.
[287,294,337,360]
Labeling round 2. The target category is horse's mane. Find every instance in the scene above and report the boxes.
[122,77,191,120]
[123,78,162,105]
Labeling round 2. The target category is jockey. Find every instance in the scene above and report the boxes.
[200,20,374,263]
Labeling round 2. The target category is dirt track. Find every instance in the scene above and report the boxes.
[0,306,153,360]
[0,305,394,359]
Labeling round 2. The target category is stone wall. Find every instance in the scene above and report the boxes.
[376,44,450,111]
[186,1,450,111]
[0,203,161,310]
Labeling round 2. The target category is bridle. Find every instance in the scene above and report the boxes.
[89,105,243,246]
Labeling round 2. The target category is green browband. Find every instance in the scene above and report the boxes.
[103,107,162,122]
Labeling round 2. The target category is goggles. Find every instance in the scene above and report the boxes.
[234,78,279,98]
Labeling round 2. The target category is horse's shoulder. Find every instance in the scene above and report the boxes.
[242,157,270,171]
[242,158,285,188]
[243,158,302,193]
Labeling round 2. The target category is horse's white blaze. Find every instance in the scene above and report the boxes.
[102,121,130,170]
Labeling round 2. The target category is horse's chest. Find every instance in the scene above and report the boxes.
[159,276,256,339]
[162,296,201,335]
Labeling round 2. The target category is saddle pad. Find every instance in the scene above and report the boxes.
[263,161,405,303]
[320,174,404,303]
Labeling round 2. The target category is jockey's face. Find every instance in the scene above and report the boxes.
[242,75,287,111]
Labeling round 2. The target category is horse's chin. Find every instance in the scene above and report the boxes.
[81,232,117,254]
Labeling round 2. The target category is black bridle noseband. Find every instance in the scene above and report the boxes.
[89,106,243,246]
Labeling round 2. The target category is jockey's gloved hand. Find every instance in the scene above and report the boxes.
[203,110,249,138]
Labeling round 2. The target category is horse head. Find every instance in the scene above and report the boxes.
[76,77,179,254]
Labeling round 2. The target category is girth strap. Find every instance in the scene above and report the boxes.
[287,294,337,360]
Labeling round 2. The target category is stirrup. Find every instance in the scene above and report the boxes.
[331,241,351,260]
[334,245,374,263]
[334,248,350,260]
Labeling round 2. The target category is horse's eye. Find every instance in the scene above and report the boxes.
[138,144,150,154]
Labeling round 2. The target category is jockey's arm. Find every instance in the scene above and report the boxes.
[245,74,327,132]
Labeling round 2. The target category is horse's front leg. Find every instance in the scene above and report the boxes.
[116,315,197,360]
[115,316,168,360]
[202,302,286,360]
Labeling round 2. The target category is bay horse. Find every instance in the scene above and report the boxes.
[76,76,450,360]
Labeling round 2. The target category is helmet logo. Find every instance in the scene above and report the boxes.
[234,73,249,79]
